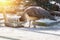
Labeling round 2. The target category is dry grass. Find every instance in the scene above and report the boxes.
[32,22,48,26]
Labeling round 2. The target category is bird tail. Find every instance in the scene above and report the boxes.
[49,15,56,21]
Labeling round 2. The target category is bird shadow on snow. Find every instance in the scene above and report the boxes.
[0,36,20,40]
[16,26,60,36]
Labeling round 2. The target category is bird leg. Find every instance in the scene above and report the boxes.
[29,20,31,28]
[33,20,36,28]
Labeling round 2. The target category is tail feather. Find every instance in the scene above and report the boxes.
[49,15,56,21]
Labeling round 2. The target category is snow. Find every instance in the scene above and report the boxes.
[7,14,21,20]
[50,1,56,4]
[0,26,60,40]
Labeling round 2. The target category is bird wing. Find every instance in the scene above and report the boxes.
[24,6,55,20]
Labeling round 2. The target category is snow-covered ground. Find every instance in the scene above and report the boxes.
[0,26,60,40]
